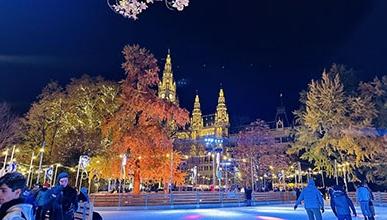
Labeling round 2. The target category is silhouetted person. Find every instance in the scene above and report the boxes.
[356,182,375,220]
[330,185,356,220]
[294,179,324,220]
[245,186,253,206]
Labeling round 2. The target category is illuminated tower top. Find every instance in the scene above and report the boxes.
[191,93,203,131]
[215,88,229,127]
[158,49,177,104]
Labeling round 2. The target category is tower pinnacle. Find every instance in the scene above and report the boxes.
[215,87,229,136]
[191,93,203,131]
[158,50,177,104]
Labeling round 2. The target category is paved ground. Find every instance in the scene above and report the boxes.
[97,204,387,220]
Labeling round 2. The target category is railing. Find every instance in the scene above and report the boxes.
[90,191,296,208]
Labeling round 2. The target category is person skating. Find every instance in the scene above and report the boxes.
[0,172,34,220]
[294,179,324,220]
[330,185,357,220]
[245,186,253,206]
[356,182,375,220]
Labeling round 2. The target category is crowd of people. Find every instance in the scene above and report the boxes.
[0,171,101,220]
[293,179,376,220]
[0,170,379,220]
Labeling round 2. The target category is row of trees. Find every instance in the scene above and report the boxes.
[0,45,189,194]
[0,45,385,192]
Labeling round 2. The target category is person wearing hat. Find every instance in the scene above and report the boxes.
[330,184,357,220]
[294,179,324,220]
[0,172,34,220]
[50,172,78,220]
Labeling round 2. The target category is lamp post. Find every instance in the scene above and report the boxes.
[36,142,45,184]
[281,170,286,189]
[204,137,223,191]
[2,148,9,170]
[75,156,82,188]
[53,163,61,186]
[298,162,302,186]
[334,159,339,185]
[250,157,254,191]
[9,145,16,162]
[205,138,216,190]
[320,170,325,188]
[343,162,349,192]
[269,165,274,188]
[170,151,173,193]
[27,152,35,187]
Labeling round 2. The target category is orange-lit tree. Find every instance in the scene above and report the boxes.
[103,45,189,194]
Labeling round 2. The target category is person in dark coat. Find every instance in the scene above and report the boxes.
[330,185,357,220]
[50,172,78,220]
[245,186,253,206]
[35,182,50,220]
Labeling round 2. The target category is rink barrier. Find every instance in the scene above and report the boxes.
[89,191,296,208]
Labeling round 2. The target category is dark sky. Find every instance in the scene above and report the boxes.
[0,0,386,124]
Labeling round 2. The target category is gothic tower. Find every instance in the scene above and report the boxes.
[158,49,177,104]
[191,93,204,139]
[215,88,230,137]
[275,93,290,129]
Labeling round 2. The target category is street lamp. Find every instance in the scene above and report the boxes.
[334,159,339,185]
[36,142,46,184]
[9,145,16,162]
[2,149,9,170]
[342,162,350,191]
[27,152,35,187]
[204,137,223,191]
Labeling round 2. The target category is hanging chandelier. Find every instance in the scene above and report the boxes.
[107,0,189,20]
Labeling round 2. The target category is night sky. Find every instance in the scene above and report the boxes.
[0,0,386,125]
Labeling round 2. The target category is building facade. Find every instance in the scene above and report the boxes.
[158,51,230,186]
[158,51,294,188]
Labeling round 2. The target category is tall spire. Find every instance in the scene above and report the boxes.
[164,49,172,75]
[191,93,203,131]
[158,49,177,104]
[275,93,289,129]
[215,87,229,129]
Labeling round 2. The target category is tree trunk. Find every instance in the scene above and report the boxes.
[133,166,141,195]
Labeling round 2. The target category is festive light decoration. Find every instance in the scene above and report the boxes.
[107,0,189,20]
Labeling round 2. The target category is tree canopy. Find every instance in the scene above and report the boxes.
[289,68,384,180]
[102,45,189,194]
[21,76,119,166]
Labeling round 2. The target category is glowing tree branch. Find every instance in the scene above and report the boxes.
[107,0,189,20]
